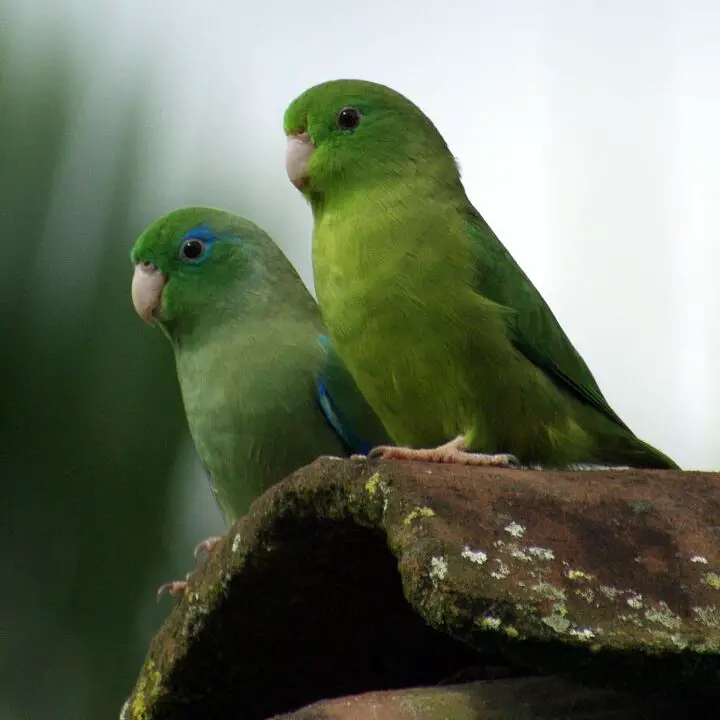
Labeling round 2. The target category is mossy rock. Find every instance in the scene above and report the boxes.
[123,459,720,719]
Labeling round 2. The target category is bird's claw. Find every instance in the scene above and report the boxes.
[366,445,394,461]
[193,535,221,561]
[157,537,220,602]
[156,574,191,601]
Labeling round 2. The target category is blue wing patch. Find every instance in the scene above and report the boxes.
[315,334,372,455]
[316,374,372,456]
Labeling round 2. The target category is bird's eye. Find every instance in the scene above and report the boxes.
[336,107,361,131]
[179,238,206,263]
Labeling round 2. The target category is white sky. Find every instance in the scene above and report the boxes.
[9,0,720,469]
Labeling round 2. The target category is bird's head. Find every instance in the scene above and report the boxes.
[283,79,459,208]
[130,206,301,341]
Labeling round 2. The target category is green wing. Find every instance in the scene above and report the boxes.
[465,209,629,431]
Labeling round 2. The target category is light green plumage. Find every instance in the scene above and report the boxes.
[284,79,677,469]
[131,206,390,524]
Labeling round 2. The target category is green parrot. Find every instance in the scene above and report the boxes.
[131,207,391,590]
[283,79,678,470]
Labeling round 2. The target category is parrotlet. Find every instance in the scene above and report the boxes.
[131,206,391,592]
[283,79,678,470]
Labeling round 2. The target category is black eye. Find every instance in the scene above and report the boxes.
[180,238,206,262]
[336,107,361,131]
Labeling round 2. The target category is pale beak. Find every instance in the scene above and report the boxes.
[285,132,314,189]
[131,262,167,326]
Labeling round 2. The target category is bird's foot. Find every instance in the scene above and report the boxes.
[157,536,222,601]
[367,435,520,467]
[156,574,191,601]
[193,535,221,561]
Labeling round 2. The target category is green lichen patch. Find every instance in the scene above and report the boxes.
[404,506,436,525]
[128,659,162,720]
[703,572,720,591]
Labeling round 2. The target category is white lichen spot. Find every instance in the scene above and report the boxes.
[403,506,435,525]
[479,616,502,630]
[567,463,629,471]
[508,545,532,562]
[504,521,525,538]
[566,569,594,582]
[626,593,644,610]
[648,630,688,651]
[702,572,720,591]
[182,603,207,638]
[429,556,448,586]
[528,567,548,581]
[693,605,720,628]
[690,554,709,564]
[542,614,571,633]
[617,613,644,627]
[644,601,682,630]
[493,539,506,549]
[568,626,598,641]
[599,585,623,600]
[669,634,689,650]
[528,546,555,561]
[231,533,242,554]
[490,560,510,579]
[461,546,487,565]
[531,582,566,602]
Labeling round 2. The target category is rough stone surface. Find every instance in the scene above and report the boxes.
[270,677,693,719]
[124,459,720,719]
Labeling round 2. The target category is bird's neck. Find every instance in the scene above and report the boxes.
[307,153,462,219]
[166,288,320,356]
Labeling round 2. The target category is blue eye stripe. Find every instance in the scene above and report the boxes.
[178,223,219,264]
[181,224,217,243]
[176,223,244,265]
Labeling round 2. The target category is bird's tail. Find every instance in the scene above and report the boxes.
[606,432,680,470]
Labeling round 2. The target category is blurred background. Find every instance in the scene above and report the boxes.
[1,0,718,717]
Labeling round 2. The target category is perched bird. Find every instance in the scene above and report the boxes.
[131,207,391,592]
[283,79,678,470]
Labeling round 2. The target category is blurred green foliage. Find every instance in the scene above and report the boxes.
[1,27,220,720]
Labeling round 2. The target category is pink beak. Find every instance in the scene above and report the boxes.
[285,132,314,189]
[131,262,167,326]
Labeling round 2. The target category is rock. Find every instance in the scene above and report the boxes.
[269,677,692,719]
[123,459,720,719]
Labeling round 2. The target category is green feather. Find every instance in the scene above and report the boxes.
[465,210,629,431]
[284,80,678,470]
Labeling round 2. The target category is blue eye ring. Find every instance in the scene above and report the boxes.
[179,237,208,264]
